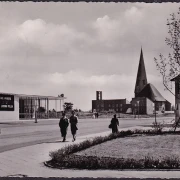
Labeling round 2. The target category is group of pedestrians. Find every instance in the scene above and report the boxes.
[59,111,119,142]
[93,112,99,119]
[59,111,78,142]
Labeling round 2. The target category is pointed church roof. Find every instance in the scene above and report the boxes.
[134,48,148,96]
[137,83,166,102]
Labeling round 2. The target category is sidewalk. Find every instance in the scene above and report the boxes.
[0,126,180,178]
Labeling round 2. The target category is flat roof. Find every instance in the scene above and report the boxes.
[0,92,66,100]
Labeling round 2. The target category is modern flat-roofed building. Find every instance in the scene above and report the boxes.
[0,92,66,121]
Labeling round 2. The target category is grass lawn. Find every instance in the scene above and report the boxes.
[47,130,180,169]
[76,134,180,161]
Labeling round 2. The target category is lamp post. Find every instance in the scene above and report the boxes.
[34,99,38,123]
[134,104,136,118]
[154,100,157,126]
[137,101,139,119]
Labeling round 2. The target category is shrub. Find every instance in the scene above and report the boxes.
[47,129,180,170]
[152,121,165,134]
[47,154,180,170]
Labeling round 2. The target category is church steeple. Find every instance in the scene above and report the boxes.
[134,48,148,97]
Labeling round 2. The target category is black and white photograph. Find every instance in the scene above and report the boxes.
[0,1,180,178]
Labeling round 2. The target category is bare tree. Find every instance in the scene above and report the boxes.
[154,8,180,131]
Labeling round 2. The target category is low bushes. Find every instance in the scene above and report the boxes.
[49,130,134,162]
[47,129,180,170]
[48,155,180,170]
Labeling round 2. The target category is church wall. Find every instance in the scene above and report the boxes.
[146,98,154,115]
[165,100,171,111]
[131,97,146,115]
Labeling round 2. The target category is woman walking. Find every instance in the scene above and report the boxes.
[59,112,69,142]
[110,114,119,133]
[70,111,78,142]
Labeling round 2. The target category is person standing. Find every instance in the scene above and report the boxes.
[70,111,78,142]
[96,112,99,119]
[110,114,119,133]
[59,112,69,142]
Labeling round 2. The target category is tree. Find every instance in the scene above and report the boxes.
[154,8,180,131]
[63,102,73,112]
[73,108,79,112]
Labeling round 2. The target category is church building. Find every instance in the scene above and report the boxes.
[132,48,171,114]
[91,48,171,115]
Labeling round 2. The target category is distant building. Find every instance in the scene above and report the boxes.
[170,75,180,120]
[0,92,66,121]
[92,91,131,113]
[131,97,154,115]
[91,48,171,115]
[133,48,171,114]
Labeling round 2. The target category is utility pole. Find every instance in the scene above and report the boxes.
[154,100,157,125]
[35,99,38,123]
[134,104,136,118]
[137,101,139,119]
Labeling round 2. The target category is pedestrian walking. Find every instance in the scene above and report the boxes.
[59,112,69,142]
[70,111,78,142]
[109,114,119,133]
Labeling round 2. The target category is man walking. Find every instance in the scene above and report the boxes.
[59,112,69,142]
[70,111,78,142]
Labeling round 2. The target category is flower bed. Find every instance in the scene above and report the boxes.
[46,129,180,170]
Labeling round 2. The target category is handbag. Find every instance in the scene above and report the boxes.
[109,124,112,129]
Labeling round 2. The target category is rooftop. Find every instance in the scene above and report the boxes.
[0,92,66,100]
[136,83,166,102]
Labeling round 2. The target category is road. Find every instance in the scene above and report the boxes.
[0,117,173,153]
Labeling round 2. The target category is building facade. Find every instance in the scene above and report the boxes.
[132,48,171,114]
[92,91,131,113]
[171,75,180,120]
[0,92,66,121]
[131,97,154,115]
[91,48,172,115]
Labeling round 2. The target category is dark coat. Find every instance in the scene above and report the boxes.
[111,117,119,133]
[59,117,69,137]
[70,115,78,135]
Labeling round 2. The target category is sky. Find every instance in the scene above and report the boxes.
[0,2,178,111]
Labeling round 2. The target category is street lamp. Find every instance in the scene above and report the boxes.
[34,101,38,123]
[137,101,139,119]
[134,104,136,118]
[154,100,157,126]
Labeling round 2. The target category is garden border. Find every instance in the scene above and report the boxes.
[45,129,180,170]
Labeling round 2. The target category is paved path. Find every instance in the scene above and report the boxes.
[0,117,173,152]
[1,125,180,178]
